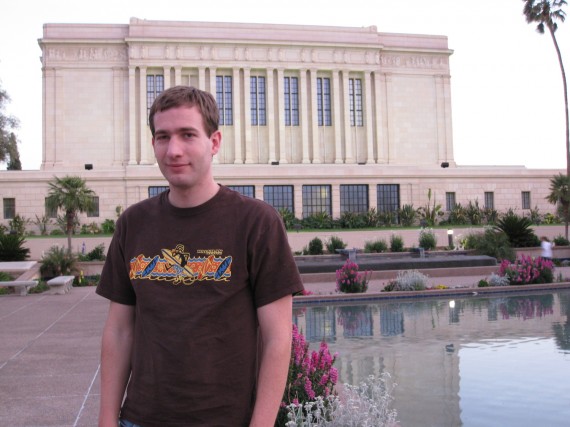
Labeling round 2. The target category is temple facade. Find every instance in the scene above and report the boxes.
[0,19,560,227]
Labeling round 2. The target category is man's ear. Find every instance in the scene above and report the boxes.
[210,130,222,155]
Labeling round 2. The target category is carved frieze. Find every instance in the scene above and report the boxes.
[45,46,127,62]
[380,53,448,70]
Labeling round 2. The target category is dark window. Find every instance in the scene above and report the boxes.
[147,75,164,120]
[227,185,255,198]
[148,186,169,198]
[340,185,369,214]
[317,77,332,126]
[446,192,456,211]
[284,77,299,126]
[302,185,332,218]
[484,192,494,210]
[3,198,15,220]
[250,76,266,126]
[522,191,531,209]
[87,196,99,218]
[377,185,400,222]
[349,78,363,127]
[216,76,233,125]
[45,197,57,219]
[263,185,294,212]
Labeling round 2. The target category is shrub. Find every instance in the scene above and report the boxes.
[74,273,101,287]
[336,260,370,293]
[384,270,428,292]
[398,204,417,227]
[477,279,489,287]
[307,237,324,255]
[390,234,405,252]
[364,238,388,253]
[277,324,338,426]
[326,236,347,254]
[40,246,78,279]
[418,228,437,250]
[553,235,570,246]
[8,214,30,236]
[302,212,334,230]
[101,219,116,234]
[447,203,468,225]
[499,255,554,285]
[495,211,540,248]
[464,229,515,262]
[77,243,106,261]
[0,233,30,261]
[0,271,12,281]
[338,211,366,229]
[33,214,52,236]
[488,273,510,287]
[28,281,50,294]
[466,200,483,225]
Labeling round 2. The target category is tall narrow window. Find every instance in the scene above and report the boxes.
[284,77,299,126]
[87,196,100,218]
[147,75,164,120]
[446,192,457,211]
[216,76,233,125]
[45,197,57,219]
[340,185,369,214]
[377,185,400,224]
[3,198,15,220]
[349,78,363,126]
[264,185,294,212]
[227,185,255,198]
[484,192,495,210]
[302,185,332,218]
[317,77,332,126]
[522,191,531,209]
[250,76,266,126]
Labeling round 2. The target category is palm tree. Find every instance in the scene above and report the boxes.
[46,176,95,253]
[546,173,570,238]
[523,0,569,175]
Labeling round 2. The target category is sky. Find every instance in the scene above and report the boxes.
[0,0,569,171]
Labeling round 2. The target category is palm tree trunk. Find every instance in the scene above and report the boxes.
[548,28,570,177]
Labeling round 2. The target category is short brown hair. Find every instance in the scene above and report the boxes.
[148,86,219,137]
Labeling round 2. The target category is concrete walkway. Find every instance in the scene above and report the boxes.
[2,267,570,426]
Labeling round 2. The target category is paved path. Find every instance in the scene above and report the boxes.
[3,267,570,426]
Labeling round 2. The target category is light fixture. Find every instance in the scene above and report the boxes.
[441,162,449,168]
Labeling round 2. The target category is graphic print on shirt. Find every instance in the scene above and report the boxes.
[129,244,232,285]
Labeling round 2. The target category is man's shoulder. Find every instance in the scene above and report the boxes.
[220,186,278,217]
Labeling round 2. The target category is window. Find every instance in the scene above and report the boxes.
[484,192,494,210]
[45,197,57,219]
[349,78,363,127]
[148,186,169,198]
[3,198,15,220]
[250,76,266,126]
[340,185,369,214]
[264,185,294,212]
[87,196,99,218]
[446,192,456,211]
[147,75,164,120]
[227,186,255,198]
[377,185,400,223]
[522,191,531,209]
[216,76,233,125]
[316,77,332,126]
[302,185,332,218]
[284,77,299,126]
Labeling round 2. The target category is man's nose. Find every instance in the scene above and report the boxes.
[166,136,184,157]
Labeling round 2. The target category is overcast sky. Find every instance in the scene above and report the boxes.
[0,0,569,170]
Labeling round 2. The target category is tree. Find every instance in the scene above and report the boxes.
[46,176,95,253]
[523,0,569,175]
[0,82,21,168]
[6,132,21,170]
[546,173,570,238]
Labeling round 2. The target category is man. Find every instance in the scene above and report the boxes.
[97,86,304,426]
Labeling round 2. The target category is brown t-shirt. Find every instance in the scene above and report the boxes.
[96,186,304,426]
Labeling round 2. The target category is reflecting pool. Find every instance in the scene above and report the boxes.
[293,290,570,427]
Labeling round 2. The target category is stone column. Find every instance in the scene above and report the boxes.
[342,70,354,163]
[174,66,182,86]
[243,67,254,164]
[277,68,287,163]
[198,67,206,91]
[309,69,321,163]
[139,66,153,164]
[267,68,277,164]
[374,72,386,164]
[299,69,310,164]
[128,67,137,165]
[209,67,219,164]
[364,72,376,164]
[233,67,243,164]
[332,69,343,164]
[163,66,171,89]
[385,73,394,164]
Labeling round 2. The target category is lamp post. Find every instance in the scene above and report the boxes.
[447,229,454,249]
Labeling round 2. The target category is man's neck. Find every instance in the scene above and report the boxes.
[168,182,220,208]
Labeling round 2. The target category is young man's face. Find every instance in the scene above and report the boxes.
[152,105,221,193]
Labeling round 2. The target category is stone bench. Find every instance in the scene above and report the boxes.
[336,248,362,261]
[0,280,38,296]
[47,275,75,295]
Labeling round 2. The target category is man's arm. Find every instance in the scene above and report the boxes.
[99,301,135,427]
[249,295,293,427]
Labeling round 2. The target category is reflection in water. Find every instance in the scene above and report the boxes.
[293,290,570,427]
